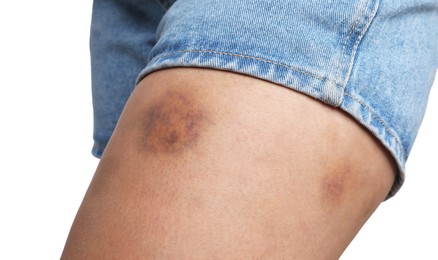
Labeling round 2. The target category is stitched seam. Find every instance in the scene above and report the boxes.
[344,92,405,161]
[339,0,380,106]
[334,1,369,89]
[149,49,342,87]
[155,0,169,11]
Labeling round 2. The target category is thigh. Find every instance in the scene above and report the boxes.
[62,68,395,259]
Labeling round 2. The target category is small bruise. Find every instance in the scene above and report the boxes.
[320,163,353,207]
[322,174,346,203]
[140,91,209,155]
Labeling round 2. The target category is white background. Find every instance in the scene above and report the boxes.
[0,1,436,259]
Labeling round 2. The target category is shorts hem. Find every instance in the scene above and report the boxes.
[92,141,106,159]
[137,49,345,106]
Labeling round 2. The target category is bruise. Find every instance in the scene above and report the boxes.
[320,162,352,207]
[140,91,209,155]
[322,174,346,203]
[319,162,386,224]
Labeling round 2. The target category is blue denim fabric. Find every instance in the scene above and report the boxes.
[90,0,171,157]
[91,0,438,198]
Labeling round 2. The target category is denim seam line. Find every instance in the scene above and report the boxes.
[338,0,380,107]
[155,0,170,11]
[344,91,405,162]
[149,49,342,88]
[334,0,369,94]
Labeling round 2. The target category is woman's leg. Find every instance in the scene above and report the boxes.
[62,68,395,259]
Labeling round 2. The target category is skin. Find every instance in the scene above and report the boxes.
[62,68,395,259]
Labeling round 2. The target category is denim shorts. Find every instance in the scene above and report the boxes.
[90,0,438,198]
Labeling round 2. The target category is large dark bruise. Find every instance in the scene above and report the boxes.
[141,91,208,155]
